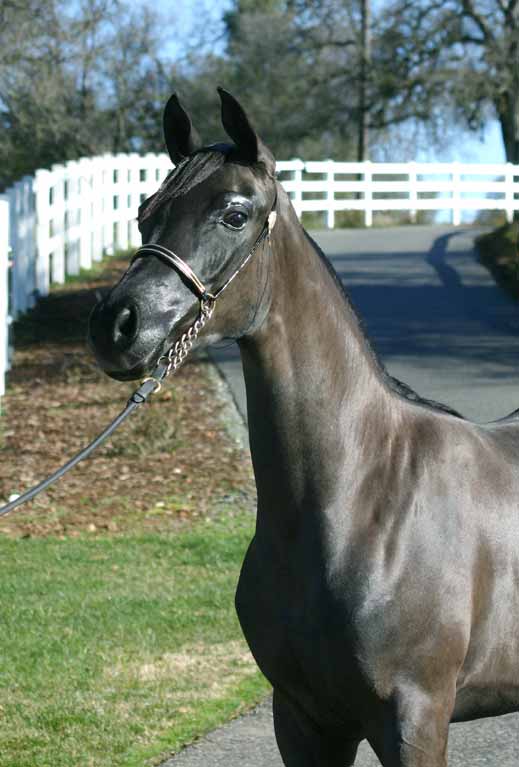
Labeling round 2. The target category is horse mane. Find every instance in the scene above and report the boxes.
[385,375,464,419]
[138,147,230,223]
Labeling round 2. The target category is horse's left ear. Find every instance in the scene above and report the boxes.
[217,87,276,177]
[163,93,202,164]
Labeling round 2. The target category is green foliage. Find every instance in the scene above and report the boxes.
[223,0,290,41]
[0,0,174,189]
[0,0,364,188]
[183,2,358,160]
[0,509,270,766]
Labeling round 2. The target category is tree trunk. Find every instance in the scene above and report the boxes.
[357,0,371,162]
[496,89,519,222]
[498,105,519,165]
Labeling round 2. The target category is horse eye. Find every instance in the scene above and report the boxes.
[223,210,248,229]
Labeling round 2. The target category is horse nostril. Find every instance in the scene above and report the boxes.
[113,304,139,348]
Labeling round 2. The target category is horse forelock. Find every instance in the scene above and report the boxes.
[138,148,230,224]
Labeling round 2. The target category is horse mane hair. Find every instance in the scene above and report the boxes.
[138,147,229,223]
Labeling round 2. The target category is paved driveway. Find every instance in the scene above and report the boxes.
[183,225,519,766]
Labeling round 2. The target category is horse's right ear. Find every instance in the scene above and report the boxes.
[163,93,201,164]
[218,87,276,177]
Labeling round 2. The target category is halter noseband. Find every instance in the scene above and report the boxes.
[131,196,277,382]
[132,243,214,302]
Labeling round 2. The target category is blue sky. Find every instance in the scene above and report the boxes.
[427,121,505,164]
[157,0,506,164]
[463,123,505,164]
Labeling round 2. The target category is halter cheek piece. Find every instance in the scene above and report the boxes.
[0,196,277,517]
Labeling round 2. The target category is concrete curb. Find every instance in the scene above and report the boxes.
[204,350,248,446]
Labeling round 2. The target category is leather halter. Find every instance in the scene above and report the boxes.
[131,201,278,304]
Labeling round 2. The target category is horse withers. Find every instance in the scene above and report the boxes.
[88,89,519,766]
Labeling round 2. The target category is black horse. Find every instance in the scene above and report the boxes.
[88,90,519,766]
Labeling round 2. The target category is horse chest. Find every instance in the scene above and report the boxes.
[235,539,364,720]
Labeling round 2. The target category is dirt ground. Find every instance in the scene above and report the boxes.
[0,256,254,538]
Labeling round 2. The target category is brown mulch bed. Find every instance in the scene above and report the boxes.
[0,256,254,538]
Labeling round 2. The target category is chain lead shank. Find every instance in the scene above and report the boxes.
[159,298,215,379]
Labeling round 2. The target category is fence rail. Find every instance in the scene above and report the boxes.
[1,155,518,397]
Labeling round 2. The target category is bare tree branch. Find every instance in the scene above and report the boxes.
[461,0,495,43]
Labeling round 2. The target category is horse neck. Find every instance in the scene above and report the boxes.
[238,194,395,547]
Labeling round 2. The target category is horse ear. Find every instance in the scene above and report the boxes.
[163,93,201,164]
[217,87,275,176]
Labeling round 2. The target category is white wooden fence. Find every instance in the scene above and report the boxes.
[277,160,519,228]
[6,152,172,319]
[1,155,518,397]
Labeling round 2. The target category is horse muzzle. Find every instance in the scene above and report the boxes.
[88,295,164,380]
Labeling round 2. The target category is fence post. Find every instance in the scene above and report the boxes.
[114,154,129,252]
[78,158,93,270]
[326,160,335,229]
[101,154,115,255]
[409,161,418,224]
[505,163,514,224]
[91,157,104,261]
[63,161,80,276]
[127,154,141,249]
[451,161,461,226]
[0,197,9,399]
[51,166,65,283]
[292,159,304,219]
[364,161,373,227]
[7,185,20,317]
[34,169,52,297]
[8,178,37,317]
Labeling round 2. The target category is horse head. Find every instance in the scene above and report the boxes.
[88,89,277,381]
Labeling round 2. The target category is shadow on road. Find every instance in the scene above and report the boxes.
[332,230,519,380]
[426,229,467,290]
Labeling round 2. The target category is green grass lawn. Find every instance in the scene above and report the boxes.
[0,508,270,767]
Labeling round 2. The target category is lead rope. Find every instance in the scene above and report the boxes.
[0,203,276,518]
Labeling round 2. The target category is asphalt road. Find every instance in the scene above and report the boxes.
[165,226,519,766]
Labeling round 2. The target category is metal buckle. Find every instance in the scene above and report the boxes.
[140,377,162,394]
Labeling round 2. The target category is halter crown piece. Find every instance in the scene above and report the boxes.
[0,197,277,517]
